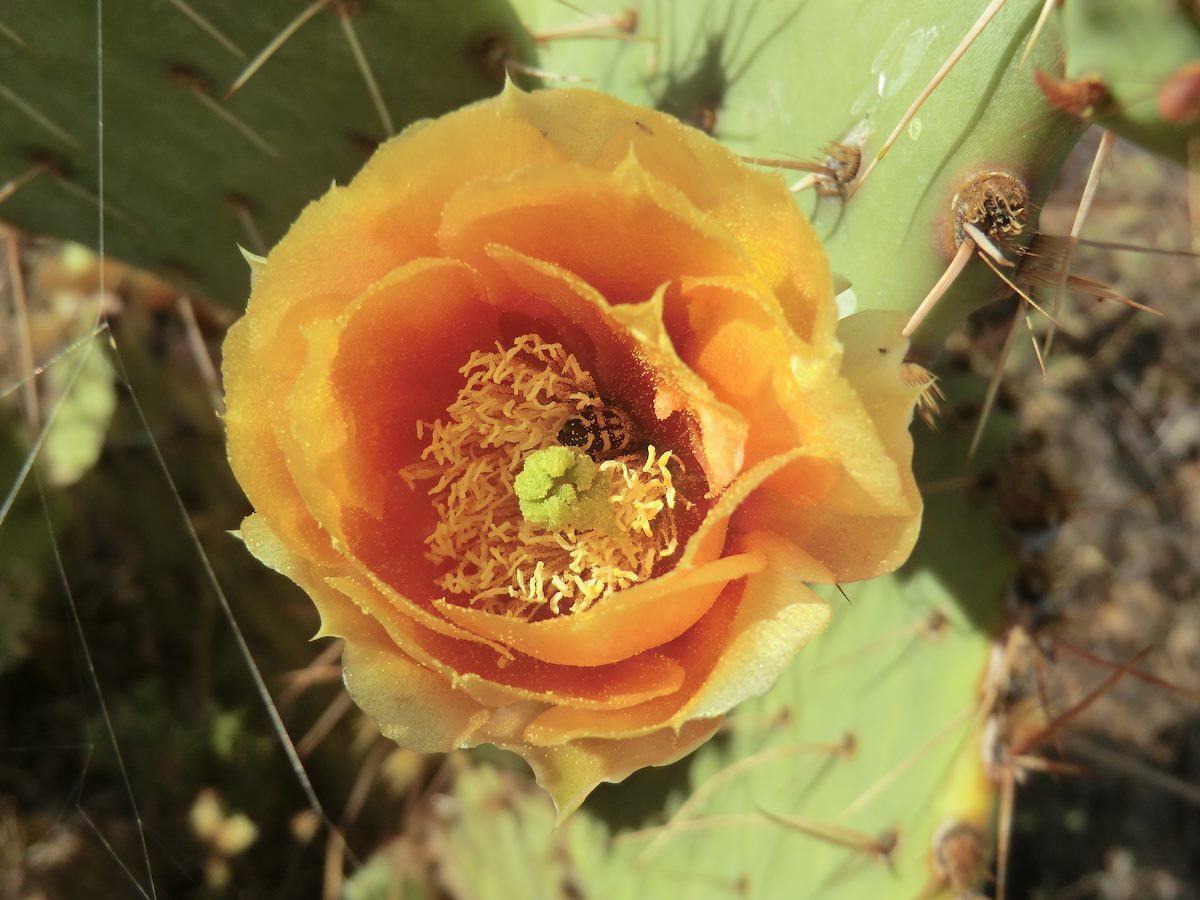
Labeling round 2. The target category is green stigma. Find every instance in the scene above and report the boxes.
[514,446,614,532]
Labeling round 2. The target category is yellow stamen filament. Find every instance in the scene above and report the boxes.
[400,334,681,619]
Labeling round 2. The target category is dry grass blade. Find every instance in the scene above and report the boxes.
[279,641,345,703]
[0,322,109,400]
[0,16,26,47]
[0,333,98,529]
[4,229,39,430]
[176,296,224,416]
[323,829,347,900]
[77,809,152,900]
[1190,135,1200,251]
[99,330,359,868]
[296,690,354,759]
[321,740,390,900]
[40,482,158,899]
[343,739,390,822]
[996,767,1017,900]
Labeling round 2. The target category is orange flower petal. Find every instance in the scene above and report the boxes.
[332,573,690,711]
[671,276,843,507]
[430,450,800,667]
[225,89,570,563]
[243,90,568,352]
[503,86,834,344]
[736,310,924,582]
[282,258,502,596]
[340,612,493,754]
[520,580,740,745]
[479,243,748,493]
[240,513,492,650]
[434,546,758,667]
[678,530,833,718]
[224,296,347,569]
[243,513,690,712]
[521,530,831,746]
[439,154,753,308]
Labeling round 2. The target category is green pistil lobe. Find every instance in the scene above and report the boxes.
[514,446,613,532]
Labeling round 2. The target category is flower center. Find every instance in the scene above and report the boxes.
[400,334,682,619]
[513,446,614,533]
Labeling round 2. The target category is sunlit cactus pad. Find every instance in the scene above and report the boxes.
[0,1,531,304]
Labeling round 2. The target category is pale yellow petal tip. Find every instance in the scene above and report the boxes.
[498,72,529,110]
[311,619,339,642]
[837,309,924,400]
[521,744,630,825]
[610,144,654,190]
[546,780,594,826]
[237,244,268,288]
[837,307,908,351]
[525,718,726,826]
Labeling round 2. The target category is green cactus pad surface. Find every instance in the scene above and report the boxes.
[517,0,1083,348]
[0,1,533,305]
[1061,0,1200,165]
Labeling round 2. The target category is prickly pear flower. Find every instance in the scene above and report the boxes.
[222,84,926,818]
